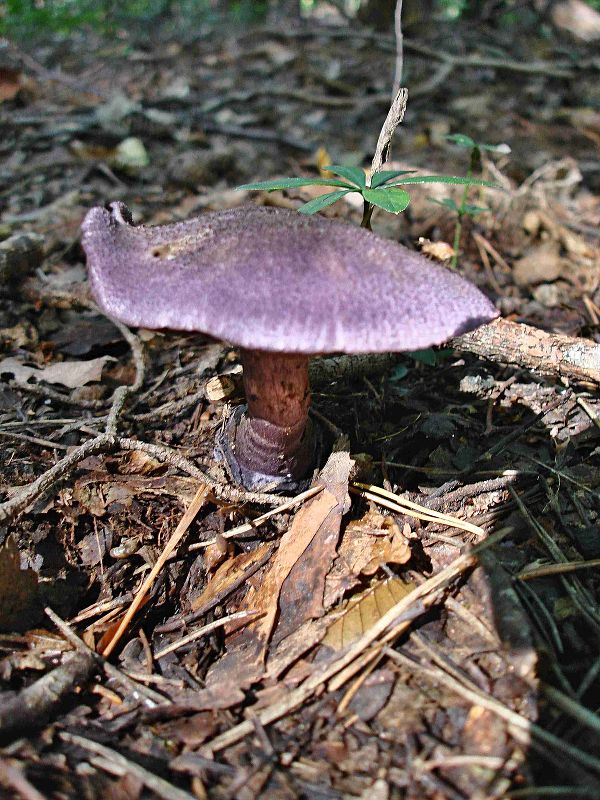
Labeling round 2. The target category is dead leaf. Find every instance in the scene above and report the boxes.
[78,526,113,566]
[204,451,353,691]
[0,355,116,389]
[324,507,412,607]
[120,450,165,475]
[322,577,414,651]
[512,240,564,287]
[72,483,107,517]
[418,238,455,262]
[190,542,272,613]
[0,68,22,102]
[0,536,41,633]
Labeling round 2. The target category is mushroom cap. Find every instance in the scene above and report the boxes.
[82,202,498,354]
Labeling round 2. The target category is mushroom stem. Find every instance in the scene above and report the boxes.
[242,349,310,428]
[220,349,318,492]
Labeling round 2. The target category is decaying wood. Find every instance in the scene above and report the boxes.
[453,318,600,385]
[0,652,95,740]
[0,232,44,289]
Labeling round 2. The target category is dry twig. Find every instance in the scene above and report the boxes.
[59,732,196,800]
[100,484,210,658]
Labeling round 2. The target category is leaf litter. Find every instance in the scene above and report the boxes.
[0,8,599,799]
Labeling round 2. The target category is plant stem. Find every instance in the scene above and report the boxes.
[450,149,476,268]
[361,200,374,229]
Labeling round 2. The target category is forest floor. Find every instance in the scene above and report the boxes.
[0,10,599,800]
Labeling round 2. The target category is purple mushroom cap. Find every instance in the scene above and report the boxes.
[81,202,498,354]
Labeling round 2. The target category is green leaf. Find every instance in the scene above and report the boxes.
[362,187,411,214]
[462,203,490,216]
[325,165,366,188]
[445,133,476,149]
[408,348,438,366]
[297,189,353,214]
[237,177,354,191]
[408,348,452,366]
[445,133,511,155]
[370,169,417,188]
[429,197,460,212]
[390,364,408,382]
[388,175,499,189]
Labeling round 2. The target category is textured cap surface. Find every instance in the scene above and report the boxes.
[82,202,498,354]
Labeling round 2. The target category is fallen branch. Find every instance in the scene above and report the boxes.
[0,434,283,526]
[0,651,95,741]
[453,318,600,386]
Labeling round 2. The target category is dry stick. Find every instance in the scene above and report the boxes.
[516,559,600,581]
[4,318,595,526]
[351,481,486,537]
[1,311,142,523]
[202,528,510,754]
[452,318,600,386]
[45,607,166,706]
[0,37,109,98]
[59,733,196,800]
[0,435,283,526]
[0,433,116,524]
[104,316,145,436]
[370,87,408,178]
[154,610,260,660]
[393,0,404,94]
[252,27,576,78]
[70,592,134,624]
[188,484,323,551]
[155,544,275,634]
[0,760,47,800]
[101,484,210,658]
[362,86,408,228]
[0,650,95,741]
[577,396,600,430]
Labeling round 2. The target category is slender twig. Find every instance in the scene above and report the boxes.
[45,607,166,706]
[154,610,260,660]
[101,484,210,658]
[59,733,196,800]
[0,760,46,800]
[0,650,95,740]
[362,87,408,229]
[188,484,323,551]
[0,433,284,525]
[393,0,404,94]
[517,559,600,581]
[351,481,486,536]
[104,317,145,436]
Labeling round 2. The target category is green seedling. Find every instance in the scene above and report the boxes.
[432,133,510,268]
[238,165,498,230]
[390,347,453,382]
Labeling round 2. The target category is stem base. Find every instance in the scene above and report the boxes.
[217,405,320,493]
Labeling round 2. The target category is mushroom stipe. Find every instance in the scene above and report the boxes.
[82,202,499,493]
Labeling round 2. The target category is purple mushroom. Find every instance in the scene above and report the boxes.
[81,202,498,492]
